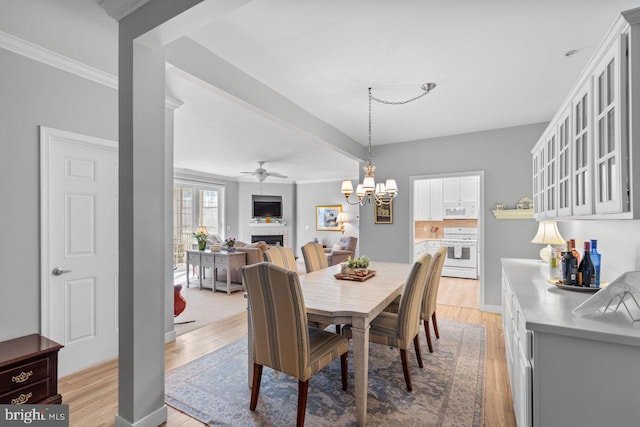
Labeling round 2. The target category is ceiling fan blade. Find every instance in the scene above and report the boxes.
[240,171,256,174]
[266,172,288,179]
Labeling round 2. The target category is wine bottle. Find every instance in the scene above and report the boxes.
[590,239,601,288]
[570,239,581,264]
[562,241,578,286]
[577,241,595,287]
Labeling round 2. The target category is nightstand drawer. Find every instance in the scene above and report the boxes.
[0,379,50,405]
[0,359,49,393]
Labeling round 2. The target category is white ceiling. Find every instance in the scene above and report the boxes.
[3,0,640,182]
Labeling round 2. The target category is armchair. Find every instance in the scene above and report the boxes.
[324,235,358,266]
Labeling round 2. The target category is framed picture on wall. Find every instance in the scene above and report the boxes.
[374,199,393,224]
[316,205,342,231]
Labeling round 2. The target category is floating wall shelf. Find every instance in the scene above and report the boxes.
[492,209,534,219]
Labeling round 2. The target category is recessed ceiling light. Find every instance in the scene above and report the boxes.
[564,49,579,58]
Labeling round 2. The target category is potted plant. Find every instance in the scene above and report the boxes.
[223,237,237,252]
[345,255,370,276]
[193,230,208,251]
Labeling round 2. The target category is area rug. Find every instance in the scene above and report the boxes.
[165,319,485,426]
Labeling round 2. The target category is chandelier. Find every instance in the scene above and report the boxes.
[341,83,436,206]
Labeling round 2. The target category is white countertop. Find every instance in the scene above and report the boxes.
[502,258,640,347]
[414,238,442,244]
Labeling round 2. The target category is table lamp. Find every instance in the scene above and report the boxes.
[336,212,349,233]
[531,221,565,263]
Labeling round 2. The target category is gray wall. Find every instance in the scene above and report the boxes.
[359,123,547,308]
[0,48,118,342]
[295,180,360,255]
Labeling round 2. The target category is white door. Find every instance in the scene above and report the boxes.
[40,127,118,377]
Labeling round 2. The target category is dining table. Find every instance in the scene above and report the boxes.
[246,261,411,426]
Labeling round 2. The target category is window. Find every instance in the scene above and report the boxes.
[173,181,225,265]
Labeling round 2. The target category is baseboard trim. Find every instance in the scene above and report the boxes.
[115,405,167,427]
[165,329,176,343]
[481,303,502,314]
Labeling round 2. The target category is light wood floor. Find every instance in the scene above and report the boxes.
[59,285,515,426]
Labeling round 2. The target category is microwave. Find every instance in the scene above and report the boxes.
[443,202,477,219]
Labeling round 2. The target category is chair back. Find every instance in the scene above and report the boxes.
[396,253,432,342]
[338,236,358,252]
[264,246,297,271]
[422,247,447,319]
[301,242,328,273]
[242,262,310,380]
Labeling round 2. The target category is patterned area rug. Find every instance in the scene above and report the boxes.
[165,320,485,426]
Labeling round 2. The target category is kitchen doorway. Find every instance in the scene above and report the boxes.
[410,171,484,310]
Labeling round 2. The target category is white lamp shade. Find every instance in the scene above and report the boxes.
[355,184,365,196]
[375,182,386,196]
[385,179,398,193]
[341,180,354,194]
[362,176,375,191]
[336,212,349,223]
[196,225,208,235]
[531,221,565,263]
[531,221,565,245]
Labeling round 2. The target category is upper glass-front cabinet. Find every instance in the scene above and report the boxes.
[531,9,639,220]
[594,36,629,214]
[557,110,572,217]
[572,81,593,216]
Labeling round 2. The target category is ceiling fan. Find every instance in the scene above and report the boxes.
[241,161,288,183]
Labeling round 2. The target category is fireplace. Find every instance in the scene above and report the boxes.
[252,234,284,246]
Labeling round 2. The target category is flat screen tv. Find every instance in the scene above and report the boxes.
[252,195,282,218]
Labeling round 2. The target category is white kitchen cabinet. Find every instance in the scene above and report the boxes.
[502,259,640,427]
[594,36,629,214]
[571,79,593,216]
[443,176,478,204]
[413,179,443,221]
[425,240,441,256]
[531,9,640,220]
[557,109,572,217]
[413,241,427,262]
[532,144,543,218]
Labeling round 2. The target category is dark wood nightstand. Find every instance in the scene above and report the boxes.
[0,334,63,405]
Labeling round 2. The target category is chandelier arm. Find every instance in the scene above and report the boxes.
[343,195,363,206]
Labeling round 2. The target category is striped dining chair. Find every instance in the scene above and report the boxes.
[242,262,349,427]
[263,246,298,271]
[384,248,447,353]
[343,253,432,391]
[301,242,328,273]
[421,247,447,352]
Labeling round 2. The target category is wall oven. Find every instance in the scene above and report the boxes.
[441,227,478,279]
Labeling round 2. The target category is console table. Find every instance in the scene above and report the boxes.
[186,250,246,294]
[0,334,63,405]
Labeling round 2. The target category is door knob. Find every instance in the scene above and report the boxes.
[52,267,71,276]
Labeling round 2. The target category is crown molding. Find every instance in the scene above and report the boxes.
[622,7,640,25]
[98,0,152,21]
[0,30,118,89]
[165,96,184,110]
[0,30,182,109]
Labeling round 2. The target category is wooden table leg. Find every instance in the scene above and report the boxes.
[350,320,370,426]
